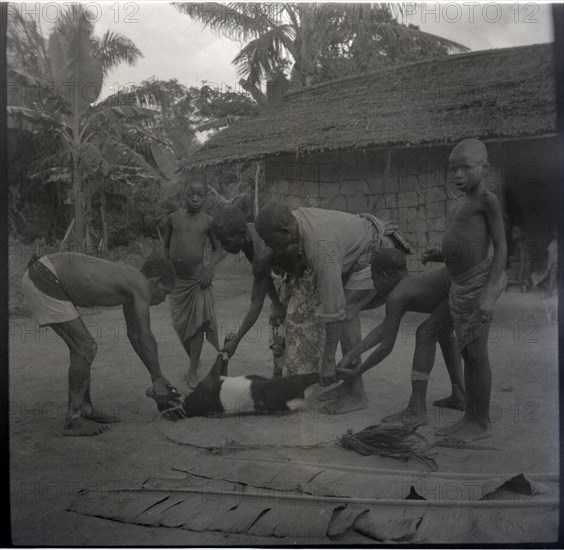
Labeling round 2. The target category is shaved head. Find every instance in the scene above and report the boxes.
[255,203,292,237]
[450,138,488,165]
[212,205,247,240]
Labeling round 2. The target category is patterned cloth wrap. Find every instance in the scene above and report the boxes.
[169,277,219,348]
[270,269,325,377]
[449,256,506,352]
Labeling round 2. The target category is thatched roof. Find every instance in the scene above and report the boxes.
[184,44,555,169]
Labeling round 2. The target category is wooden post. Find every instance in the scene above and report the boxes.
[59,218,75,252]
[382,149,393,192]
[254,162,261,219]
[100,194,108,253]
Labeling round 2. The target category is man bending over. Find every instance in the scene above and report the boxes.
[21,252,178,436]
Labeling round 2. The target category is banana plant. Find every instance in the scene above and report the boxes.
[8,5,163,245]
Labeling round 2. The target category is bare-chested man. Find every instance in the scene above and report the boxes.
[164,179,222,388]
[424,138,507,442]
[21,252,178,436]
[336,249,464,426]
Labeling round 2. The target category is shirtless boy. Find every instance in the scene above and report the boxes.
[21,253,178,436]
[424,138,507,442]
[164,179,222,388]
[336,248,464,426]
[211,205,285,364]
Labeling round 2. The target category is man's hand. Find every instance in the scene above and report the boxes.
[146,380,185,421]
[199,265,215,288]
[337,352,355,371]
[336,355,362,380]
[422,250,442,265]
[151,377,171,400]
[476,292,496,322]
[320,358,338,387]
[269,304,286,326]
[222,334,239,358]
[336,365,360,380]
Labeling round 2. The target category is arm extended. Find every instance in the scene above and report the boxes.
[223,267,273,357]
[123,299,171,396]
[337,304,404,379]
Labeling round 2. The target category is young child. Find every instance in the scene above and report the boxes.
[336,249,464,427]
[424,138,507,442]
[164,179,222,388]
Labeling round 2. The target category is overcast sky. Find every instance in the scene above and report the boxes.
[37,2,555,99]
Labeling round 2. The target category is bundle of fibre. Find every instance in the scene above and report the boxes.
[340,423,438,470]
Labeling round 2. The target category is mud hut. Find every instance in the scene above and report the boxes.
[186,44,557,271]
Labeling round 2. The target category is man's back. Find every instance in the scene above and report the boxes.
[48,252,141,308]
[293,207,374,270]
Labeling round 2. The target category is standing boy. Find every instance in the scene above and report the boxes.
[425,138,507,442]
[164,179,222,388]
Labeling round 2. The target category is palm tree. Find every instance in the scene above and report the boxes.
[173,3,468,94]
[8,4,155,245]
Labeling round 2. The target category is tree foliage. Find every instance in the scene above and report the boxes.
[173,3,469,91]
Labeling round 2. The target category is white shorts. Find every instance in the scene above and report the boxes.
[21,256,79,326]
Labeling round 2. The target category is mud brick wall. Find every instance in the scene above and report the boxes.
[264,146,505,272]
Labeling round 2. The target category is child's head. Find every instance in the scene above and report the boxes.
[211,205,248,253]
[371,248,407,296]
[448,139,488,194]
[510,225,525,242]
[182,178,208,212]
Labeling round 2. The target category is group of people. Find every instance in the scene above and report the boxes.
[22,138,511,444]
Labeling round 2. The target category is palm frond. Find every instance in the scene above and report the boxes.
[232,25,294,85]
[172,2,280,41]
[90,30,143,75]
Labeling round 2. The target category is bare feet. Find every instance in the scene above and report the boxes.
[317,383,346,402]
[432,393,465,411]
[63,418,110,437]
[381,406,427,427]
[82,408,121,424]
[184,362,201,389]
[435,416,465,437]
[319,390,368,415]
[436,417,491,442]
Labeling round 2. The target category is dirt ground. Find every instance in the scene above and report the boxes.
[9,256,560,545]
